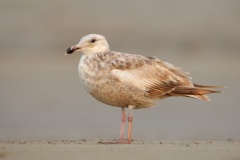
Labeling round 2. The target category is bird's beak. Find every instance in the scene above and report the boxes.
[65,44,81,55]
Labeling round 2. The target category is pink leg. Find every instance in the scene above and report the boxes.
[119,107,126,143]
[98,107,133,144]
[127,108,133,144]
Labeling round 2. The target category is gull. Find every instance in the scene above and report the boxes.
[65,34,221,144]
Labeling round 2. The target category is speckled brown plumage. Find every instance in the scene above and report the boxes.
[77,50,219,109]
[66,34,221,144]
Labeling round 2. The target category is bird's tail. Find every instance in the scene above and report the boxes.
[193,83,224,89]
[170,84,223,101]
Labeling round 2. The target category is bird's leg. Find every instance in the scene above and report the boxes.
[119,107,126,143]
[98,106,133,144]
[127,106,134,144]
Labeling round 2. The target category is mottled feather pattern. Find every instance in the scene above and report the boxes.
[78,51,214,108]
[70,34,221,109]
[66,34,222,144]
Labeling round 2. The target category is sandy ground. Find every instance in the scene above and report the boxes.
[0,141,240,160]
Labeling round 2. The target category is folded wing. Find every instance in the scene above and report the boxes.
[111,56,192,97]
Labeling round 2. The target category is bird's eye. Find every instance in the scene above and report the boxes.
[91,39,96,43]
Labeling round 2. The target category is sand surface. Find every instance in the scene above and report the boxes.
[1,140,240,160]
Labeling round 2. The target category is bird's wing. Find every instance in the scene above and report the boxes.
[110,54,191,97]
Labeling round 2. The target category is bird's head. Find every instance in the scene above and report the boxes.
[65,34,110,55]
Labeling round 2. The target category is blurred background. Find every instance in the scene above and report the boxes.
[0,0,239,141]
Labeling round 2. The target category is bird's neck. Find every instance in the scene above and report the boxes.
[93,44,110,54]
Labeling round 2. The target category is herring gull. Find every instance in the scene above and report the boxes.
[65,34,221,144]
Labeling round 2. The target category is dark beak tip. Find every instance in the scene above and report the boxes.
[66,47,73,54]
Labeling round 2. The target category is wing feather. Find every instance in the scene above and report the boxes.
[105,52,193,97]
[111,62,185,97]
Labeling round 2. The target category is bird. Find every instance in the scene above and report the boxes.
[65,34,221,144]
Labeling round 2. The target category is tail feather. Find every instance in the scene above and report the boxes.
[170,86,221,101]
[186,95,210,101]
[172,87,220,95]
[193,83,224,88]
